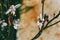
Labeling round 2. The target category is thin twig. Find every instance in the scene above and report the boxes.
[32,15,60,40]
[45,20,60,29]
[44,12,60,29]
[32,9,60,40]
[42,4,44,19]
[32,25,44,40]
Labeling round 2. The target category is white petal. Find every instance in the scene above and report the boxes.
[2,22,7,27]
[37,21,42,29]
[11,5,16,11]
[14,26,17,29]
[6,9,11,14]
[12,11,15,15]
[13,24,18,29]
[15,4,21,8]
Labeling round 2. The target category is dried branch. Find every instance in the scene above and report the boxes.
[32,12,60,40]
[8,16,11,26]
[45,20,60,29]
[44,12,60,29]
[32,25,44,40]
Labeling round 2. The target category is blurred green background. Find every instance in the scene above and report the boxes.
[0,0,22,40]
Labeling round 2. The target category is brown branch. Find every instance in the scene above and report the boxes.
[8,16,11,26]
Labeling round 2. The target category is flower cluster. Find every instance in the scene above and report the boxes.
[0,19,7,28]
[13,19,20,29]
[6,4,21,16]
[5,4,21,29]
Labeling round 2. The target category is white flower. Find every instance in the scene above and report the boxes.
[0,20,5,24]
[1,22,7,27]
[13,19,20,29]
[37,20,42,29]
[14,19,20,24]
[5,4,21,15]
[6,9,11,14]
[6,5,16,15]
[2,20,5,22]
[15,4,21,9]
[13,23,18,29]
[37,16,44,29]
